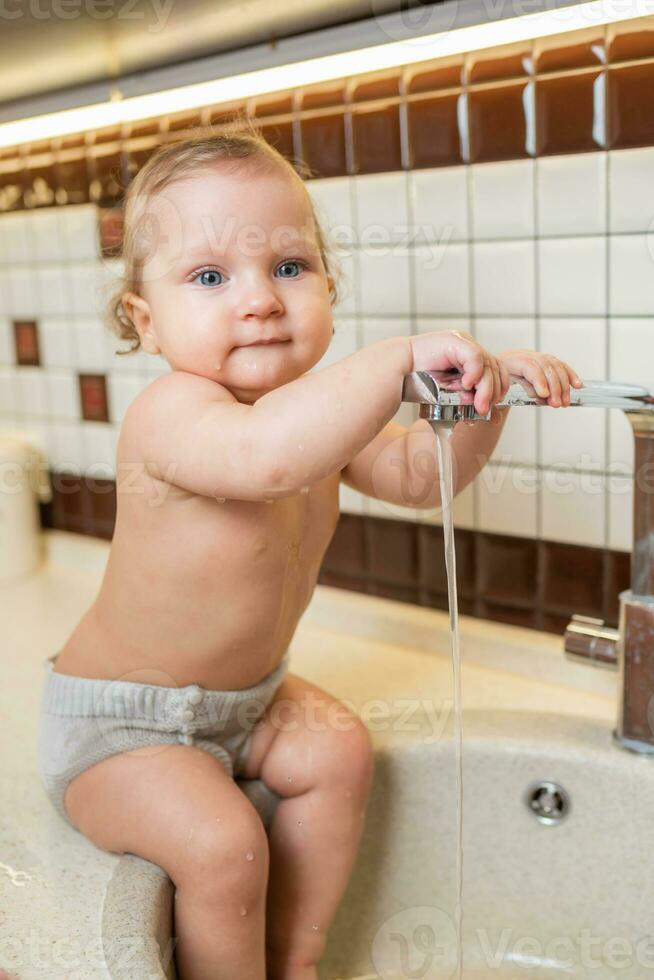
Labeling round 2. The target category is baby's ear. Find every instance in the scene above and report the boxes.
[122,291,161,355]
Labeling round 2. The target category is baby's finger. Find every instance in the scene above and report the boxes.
[543,361,563,406]
[459,349,485,389]
[491,360,502,406]
[553,361,571,405]
[522,359,550,399]
[473,361,495,414]
[498,360,511,399]
[561,360,583,388]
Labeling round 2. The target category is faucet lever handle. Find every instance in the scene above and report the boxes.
[564,614,619,670]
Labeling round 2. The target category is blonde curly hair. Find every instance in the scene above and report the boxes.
[106,112,342,355]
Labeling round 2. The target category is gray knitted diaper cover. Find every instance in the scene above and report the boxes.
[36,651,290,831]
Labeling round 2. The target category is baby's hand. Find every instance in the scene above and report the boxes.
[410,330,510,416]
[498,349,583,407]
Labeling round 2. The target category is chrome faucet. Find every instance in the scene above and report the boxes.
[402,370,654,756]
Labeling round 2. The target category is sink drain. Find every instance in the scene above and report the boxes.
[525,780,570,824]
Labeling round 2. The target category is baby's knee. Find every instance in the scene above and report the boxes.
[177,806,270,904]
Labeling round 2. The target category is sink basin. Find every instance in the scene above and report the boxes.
[321,709,654,979]
[4,530,648,980]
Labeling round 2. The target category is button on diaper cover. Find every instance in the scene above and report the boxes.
[188,685,204,705]
[179,685,205,744]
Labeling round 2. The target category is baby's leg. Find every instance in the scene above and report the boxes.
[63,743,270,980]
[240,673,375,980]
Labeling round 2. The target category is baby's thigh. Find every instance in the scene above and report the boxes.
[64,744,269,890]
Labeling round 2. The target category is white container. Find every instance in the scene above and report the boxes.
[0,434,52,585]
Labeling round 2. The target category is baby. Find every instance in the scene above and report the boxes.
[37,121,582,980]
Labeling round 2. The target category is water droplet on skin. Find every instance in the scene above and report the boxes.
[214,497,226,504]
[287,775,293,782]
[240,905,248,917]
[215,817,221,823]
[300,486,309,494]
[245,850,254,861]
[297,820,303,826]
[214,362,222,371]
[297,444,304,452]
[344,790,352,799]
[312,924,319,931]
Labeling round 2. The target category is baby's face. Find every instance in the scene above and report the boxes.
[124,165,334,403]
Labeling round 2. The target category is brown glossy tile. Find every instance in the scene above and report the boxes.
[26,140,52,157]
[91,127,122,146]
[322,513,367,577]
[166,111,204,132]
[351,72,400,102]
[608,62,654,149]
[126,120,162,139]
[24,157,57,208]
[79,374,110,423]
[477,601,538,629]
[45,473,87,535]
[476,532,538,606]
[300,82,346,111]
[58,134,86,150]
[407,92,463,168]
[405,58,464,93]
[13,320,40,366]
[541,540,604,617]
[0,159,27,211]
[467,42,533,84]
[367,516,418,587]
[607,15,654,63]
[468,82,532,162]
[536,71,605,155]
[417,524,475,597]
[258,121,297,166]
[88,477,117,537]
[605,549,630,625]
[89,146,127,207]
[539,611,573,635]
[318,569,372,595]
[534,27,606,73]
[369,581,421,604]
[351,103,402,174]
[126,140,160,184]
[252,94,294,117]
[300,113,347,178]
[99,208,123,258]
[54,152,90,205]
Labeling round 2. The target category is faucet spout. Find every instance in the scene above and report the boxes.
[401,369,654,755]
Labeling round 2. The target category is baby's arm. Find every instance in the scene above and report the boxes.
[128,331,500,501]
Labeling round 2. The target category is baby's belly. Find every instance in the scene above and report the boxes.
[56,562,314,690]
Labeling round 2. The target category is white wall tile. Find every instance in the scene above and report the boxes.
[37,265,71,316]
[353,172,409,245]
[306,176,354,246]
[541,469,606,547]
[8,268,40,318]
[609,317,654,388]
[473,317,538,465]
[0,316,12,365]
[68,262,104,316]
[0,213,33,265]
[537,153,607,236]
[408,166,469,243]
[61,204,99,261]
[361,317,409,348]
[0,368,18,413]
[609,235,654,315]
[0,271,13,316]
[473,241,535,315]
[538,237,606,315]
[415,317,473,336]
[46,370,79,420]
[51,422,85,471]
[39,317,75,368]
[31,208,67,264]
[107,373,144,423]
[144,353,172,378]
[15,367,49,417]
[414,242,470,315]
[72,318,109,372]
[358,247,411,316]
[81,421,117,474]
[538,317,607,379]
[471,158,535,239]
[476,463,539,537]
[609,146,654,233]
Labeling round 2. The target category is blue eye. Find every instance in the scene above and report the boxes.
[277,261,303,278]
[195,269,223,287]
